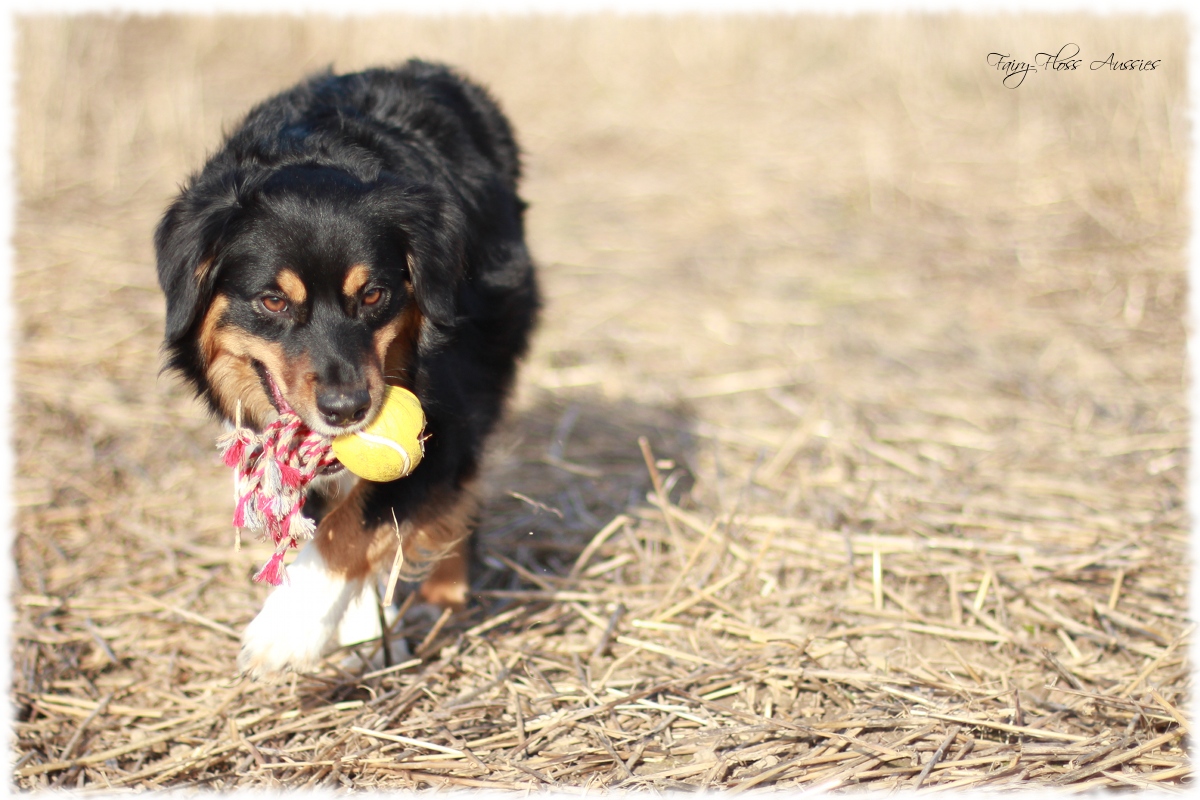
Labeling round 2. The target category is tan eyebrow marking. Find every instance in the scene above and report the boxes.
[343,264,371,298]
[276,269,307,305]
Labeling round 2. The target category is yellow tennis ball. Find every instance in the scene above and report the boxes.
[331,386,426,482]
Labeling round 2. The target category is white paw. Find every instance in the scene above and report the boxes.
[238,543,362,678]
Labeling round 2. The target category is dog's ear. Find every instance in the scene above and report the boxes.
[155,175,245,345]
[375,181,465,329]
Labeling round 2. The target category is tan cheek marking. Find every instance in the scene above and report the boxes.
[343,264,371,299]
[209,334,324,430]
[276,269,307,305]
[206,328,286,427]
[209,329,288,387]
[221,333,325,428]
[198,295,269,425]
[380,293,423,387]
[206,355,274,427]
[361,290,421,412]
[199,297,294,426]
[198,293,230,367]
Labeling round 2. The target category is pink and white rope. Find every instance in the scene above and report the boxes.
[217,404,337,586]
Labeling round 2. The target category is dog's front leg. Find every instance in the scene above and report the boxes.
[238,538,364,677]
[238,479,476,676]
[239,480,381,677]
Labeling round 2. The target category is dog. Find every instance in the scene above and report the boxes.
[155,61,538,676]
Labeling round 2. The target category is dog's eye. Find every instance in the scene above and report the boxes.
[261,295,288,314]
[362,287,385,307]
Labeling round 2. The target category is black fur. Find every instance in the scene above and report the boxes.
[156,60,538,535]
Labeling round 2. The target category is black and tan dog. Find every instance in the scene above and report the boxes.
[155,61,538,676]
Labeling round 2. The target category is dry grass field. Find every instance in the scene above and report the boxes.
[10,14,1191,792]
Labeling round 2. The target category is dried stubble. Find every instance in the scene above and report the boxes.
[12,14,1190,792]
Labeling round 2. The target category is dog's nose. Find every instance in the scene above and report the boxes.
[316,388,371,427]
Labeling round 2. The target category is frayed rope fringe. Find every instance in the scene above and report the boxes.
[217,411,337,585]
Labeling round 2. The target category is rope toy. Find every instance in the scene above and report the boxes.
[217,386,427,585]
[217,406,337,585]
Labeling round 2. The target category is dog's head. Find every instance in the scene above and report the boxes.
[156,163,463,436]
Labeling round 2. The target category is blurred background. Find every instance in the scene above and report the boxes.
[11,14,1190,790]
